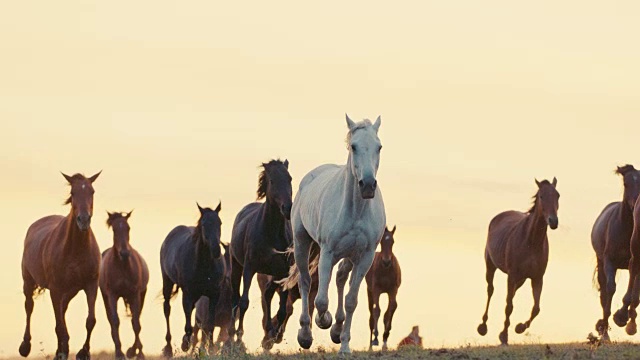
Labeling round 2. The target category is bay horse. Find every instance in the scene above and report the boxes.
[19,171,102,360]
[618,197,640,336]
[592,165,640,340]
[191,243,233,353]
[281,115,386,354]
[160,202,226,357]
[397,326,422,349]
[366,225,401,350]
[229,159,293,348]
[476,178,559,345]
[100,211,149,360]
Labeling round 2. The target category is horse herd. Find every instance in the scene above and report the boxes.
[16,115,640,360]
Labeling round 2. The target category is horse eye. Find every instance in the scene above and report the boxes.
[351,145,356,152]
[378,145,382,152]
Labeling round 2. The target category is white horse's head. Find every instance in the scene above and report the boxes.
[346,114,382,199]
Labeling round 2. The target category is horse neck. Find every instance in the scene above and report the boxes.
[525,203,548,248]
[339,155,367,216]
[620,200,634,226]
[263,197,285,232]
[63,211,91,253]
[193,229,212,264]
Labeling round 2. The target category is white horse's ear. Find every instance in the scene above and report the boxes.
[346,113,356,130]
[373,116,381,132]
[552,177,557,187]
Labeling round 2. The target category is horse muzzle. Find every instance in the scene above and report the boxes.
[76,215,92,231]
[119,250,131,261]
[359,179,377,199]
[548,216,558,230]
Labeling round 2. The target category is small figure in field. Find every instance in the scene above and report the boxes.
[397,326,422,349]
[366,225,401,350]
[477,178,560,345]
[100,211,149,360]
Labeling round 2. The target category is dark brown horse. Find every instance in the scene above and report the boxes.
[191,243,233,353]
[229,159,293,348]
[477,178,559,345]
[366,225,401,350]
[160,202,226,357]
[617,197,640,336]
[257,269,319,349]
[592,165,640,341]
[100,211,149,360]
[19,172,102,360]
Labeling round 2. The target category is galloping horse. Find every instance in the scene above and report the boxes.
[229,159,293,348]
[19,172,102,360]
[282,115,386,354]
[100,211,149,360]
[617,197,640,336]
[160,202,226,357]
[366,225,401,350]
[592,165,640,340]
[477,178,559,345]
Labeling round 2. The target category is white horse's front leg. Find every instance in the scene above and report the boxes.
[331,259,353,344]
[314,248,335,329]
[340,251,375,354]
[294,236,314,349]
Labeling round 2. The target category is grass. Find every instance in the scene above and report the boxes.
[72,341,640,360]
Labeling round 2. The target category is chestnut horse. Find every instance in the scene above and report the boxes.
[397,326,422,349]
[160,202,226,357]
[366,225,401,350]
[477,178,559,345]
[617,197,640,336]
[100,211,149,360]
[19,172,102,360]
[592,165,640,340]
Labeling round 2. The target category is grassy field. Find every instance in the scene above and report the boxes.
[67,342,640,360]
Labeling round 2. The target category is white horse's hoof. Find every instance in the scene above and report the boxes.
[339,345,352,355]
[315,311,333,329]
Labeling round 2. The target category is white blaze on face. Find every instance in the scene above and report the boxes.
[82,184,86,189]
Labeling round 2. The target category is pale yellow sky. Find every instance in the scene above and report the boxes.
[2,0,640,357]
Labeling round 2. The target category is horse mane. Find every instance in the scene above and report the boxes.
[106,212,127,228]
[615,164,636,175]
[63,173,89,205]
[257,159,287,200]
[345,118,373,148]
[528,180,552,214]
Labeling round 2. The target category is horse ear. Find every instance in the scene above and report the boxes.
[88,170,102,183]
[373,116,381,132]
[125,210,133,219]
[535,178,541,187]
[106,211,113,227]
[197,202,204,214]
[215,201,222,212]
[391,225,396,234]
[283,159,289,169]
[61,172,74,184]
[346,113,356,130]
[552,177,557,187]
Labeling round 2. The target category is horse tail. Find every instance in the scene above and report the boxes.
[593,260,600,291]
[123,298,133,318]
[277,242,320,290]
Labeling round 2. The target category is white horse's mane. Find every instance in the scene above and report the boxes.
[345,119,373,147]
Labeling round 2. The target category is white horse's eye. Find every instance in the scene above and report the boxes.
[351,145,357,152]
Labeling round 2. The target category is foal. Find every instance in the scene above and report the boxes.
[366,225,401,350]
[100,211,149,360]
[477,178,559,345]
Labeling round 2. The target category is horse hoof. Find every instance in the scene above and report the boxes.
[115,350,125,360]
[339,344,352,355]
[126,347,137,358]
[330,323,343,344]
[275,333,284,344]
[602,332,611,343]
[297,328,313,349]
[382,343,388,351]
[136,352,145,360]
[261,337,275,351]
[627,322,638,336]
[76,348,90,360]
[515,323,527,334]
[499,331,508,346]
[162,344,173,358]
[596,319,608,334]
[19,340,31,357]
[54,351,68,360]
[614,309,629,327]
[477,323,488,336]
[181,335,191,352]
[315,311,333,329]
[371,338,379,347]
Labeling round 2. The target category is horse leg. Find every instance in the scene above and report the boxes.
[626,254,640,335]
[382,291,398,351]
[367,287,376,349]
[274,292,294,344]
[103,293,124,359]
[127,294,144,359]
[261,281,277,349]
[330,259,353,344]
[19,273,36,357]
[498,276,525,346]
[51,291,70,360]
[515,277,543,334]
[293,229,314,349]
[259,281,270,343]
[477,255,497,336]
[161,274,174,358]
[180,292,196,352]
[76,282,98,360]
[237,266,255,343]
[615,258,634,328]
[370,289,381,348]
[229,257,242,341]
[601,260,617,342]
[272,286,289,347]
[314,247,336,330]
[338,251,375,354]
[204,291,220,354]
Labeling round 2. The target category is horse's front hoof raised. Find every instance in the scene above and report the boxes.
[515,323,527,334]
[499,331,508,346]
[76,348,90,360]
[477,323,488,336]
[162,344,173,358]
[19,340,31,357]
[315,311,333,329]
[126,346,137,359]
[627,321,638,336]
[614,309,629,327]
[297,327,313,349]
[330,323,343,344]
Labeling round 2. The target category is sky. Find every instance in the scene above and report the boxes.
[1,0,640,357]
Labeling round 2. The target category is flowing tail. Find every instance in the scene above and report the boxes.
[277,242,320,290]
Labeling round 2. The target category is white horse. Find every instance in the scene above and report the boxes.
[284,115,386,353]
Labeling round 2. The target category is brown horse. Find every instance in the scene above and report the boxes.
[366,225,401,350]
[618,197,640,336]
[477,178,559,345]
[592,165,640,341]
[257,269,319,349]
[100,211,149,360]
[19,172,102,360]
